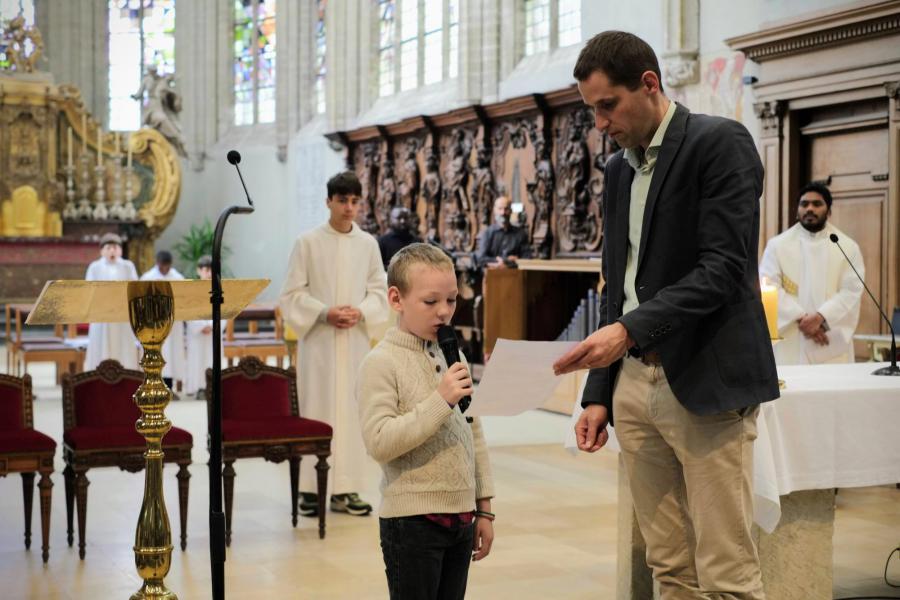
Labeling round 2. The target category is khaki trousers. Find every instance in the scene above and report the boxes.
[614,356,764,600]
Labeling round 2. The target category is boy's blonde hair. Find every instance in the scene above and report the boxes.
[387,243,454,294]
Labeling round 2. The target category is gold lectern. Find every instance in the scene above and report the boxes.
[28,278,269,600]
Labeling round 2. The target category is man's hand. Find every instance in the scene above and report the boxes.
[327,306,361,329]
[810,330,830,346]
[797,312,825,336]
[553,322,633,375]
[575,405,609,453]
[201,325,212,335]
[487,257,507,270]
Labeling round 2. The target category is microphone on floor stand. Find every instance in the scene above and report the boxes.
[437,324,473,418]
[829,233,899,376]
[209,149,257,600]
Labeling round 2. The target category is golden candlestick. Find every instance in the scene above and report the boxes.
[127,280,177,600]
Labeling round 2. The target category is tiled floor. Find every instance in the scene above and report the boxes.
[1,350,898,599]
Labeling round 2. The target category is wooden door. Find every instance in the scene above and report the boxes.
[800,100,890,357]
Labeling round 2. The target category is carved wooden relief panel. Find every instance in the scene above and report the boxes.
[332,87,610,261]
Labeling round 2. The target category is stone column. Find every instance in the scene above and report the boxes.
[175,0,220,171]
[661,0,699,89]
[753,99,785,243]
[36,0,109,123]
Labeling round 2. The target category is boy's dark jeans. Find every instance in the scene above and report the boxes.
[380,516,474,600]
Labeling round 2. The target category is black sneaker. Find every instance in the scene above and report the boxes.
[330,493,372,516]
[299,492,318,517]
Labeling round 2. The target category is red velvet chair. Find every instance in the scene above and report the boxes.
[61,359,192,559]
[0,373,55,563]
[205,356,332,544]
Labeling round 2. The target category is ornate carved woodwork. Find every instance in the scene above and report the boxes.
[328,86,606,261]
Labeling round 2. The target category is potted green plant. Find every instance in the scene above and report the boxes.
[174,220,231,277]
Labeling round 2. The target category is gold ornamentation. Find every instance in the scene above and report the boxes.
[781,274,798,296]
[1,16,44,73]
[127,280,178,600]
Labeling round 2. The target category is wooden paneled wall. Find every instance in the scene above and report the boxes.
[327,87,615,261]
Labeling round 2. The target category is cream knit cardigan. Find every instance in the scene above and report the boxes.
[358,327,495,518]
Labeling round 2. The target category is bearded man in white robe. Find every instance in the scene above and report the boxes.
[85,233,139,370]
[140,250,186,389]
[279,171,389,517]
[760,182,864,365]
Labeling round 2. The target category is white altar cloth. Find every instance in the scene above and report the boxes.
[567,361,900,532]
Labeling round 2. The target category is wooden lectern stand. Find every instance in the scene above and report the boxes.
[27,278,268,600]
[482,259,603,414]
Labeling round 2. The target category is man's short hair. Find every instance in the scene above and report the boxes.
[156,250,173,265]
[197,255,213,269]
[326,171,362,198]
[99,232,123,248]
[573,30,664,93]
[388,242,455,295]
[798,182,833,209]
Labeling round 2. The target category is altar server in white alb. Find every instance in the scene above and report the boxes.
[140,250,186,388]
[85,233,139,370]
[184,255,215,397]
[279,171,389,517]
[760,182,865,364]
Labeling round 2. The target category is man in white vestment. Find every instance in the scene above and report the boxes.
[760,182,865,365]
[279,171,389,517]
[140,250,186,391]
[85,233,139,370]
[184,255,215,396]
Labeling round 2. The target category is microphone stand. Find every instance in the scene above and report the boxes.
[831,235,899,376]
[209,158,255,600]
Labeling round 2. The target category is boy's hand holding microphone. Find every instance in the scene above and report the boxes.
[438,362,473,407]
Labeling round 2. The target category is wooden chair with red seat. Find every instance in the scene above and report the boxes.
[205,356,332,544]
[0,373,55,563]
[61,359,192,559]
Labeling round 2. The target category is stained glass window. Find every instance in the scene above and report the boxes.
[0,0,35,70]
[558,0,581,48]
[314,0,326,115]
[108,0,176,132]
[524,0,550,57]
[234,0,276,126]
[399,0,417,91]
[378,0,458,97]
[378,0,395,98]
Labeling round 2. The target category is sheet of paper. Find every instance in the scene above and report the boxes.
[468,339,578,417]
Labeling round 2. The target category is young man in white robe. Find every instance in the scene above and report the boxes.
[85,233,140,370]
[184,255,215,397]
[760,182,865,365]
[140,250,186,392]
[279,171,389,517]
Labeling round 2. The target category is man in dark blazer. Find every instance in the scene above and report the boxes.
[554,31,779,599]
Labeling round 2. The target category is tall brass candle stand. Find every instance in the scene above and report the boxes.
[127,280,177,600]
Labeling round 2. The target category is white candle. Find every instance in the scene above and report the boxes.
[97,127,102,166]
[81,113,87,153]
[127,134,133,169]
[67,127,73,168]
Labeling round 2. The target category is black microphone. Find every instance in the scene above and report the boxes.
[226,150,254,208]
[437,324,472,413]
[830,233,899,376]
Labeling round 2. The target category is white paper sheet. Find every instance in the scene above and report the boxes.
[467,339,578,416]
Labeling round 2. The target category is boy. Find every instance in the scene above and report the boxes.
[358,243,495,599]
[85,232,139,370]
[140,250,186,390]
[184,255,214,397]
[279,171,389,516]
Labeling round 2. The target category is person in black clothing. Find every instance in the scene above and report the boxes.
[475,196,531,269]
[378,206,420,268]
